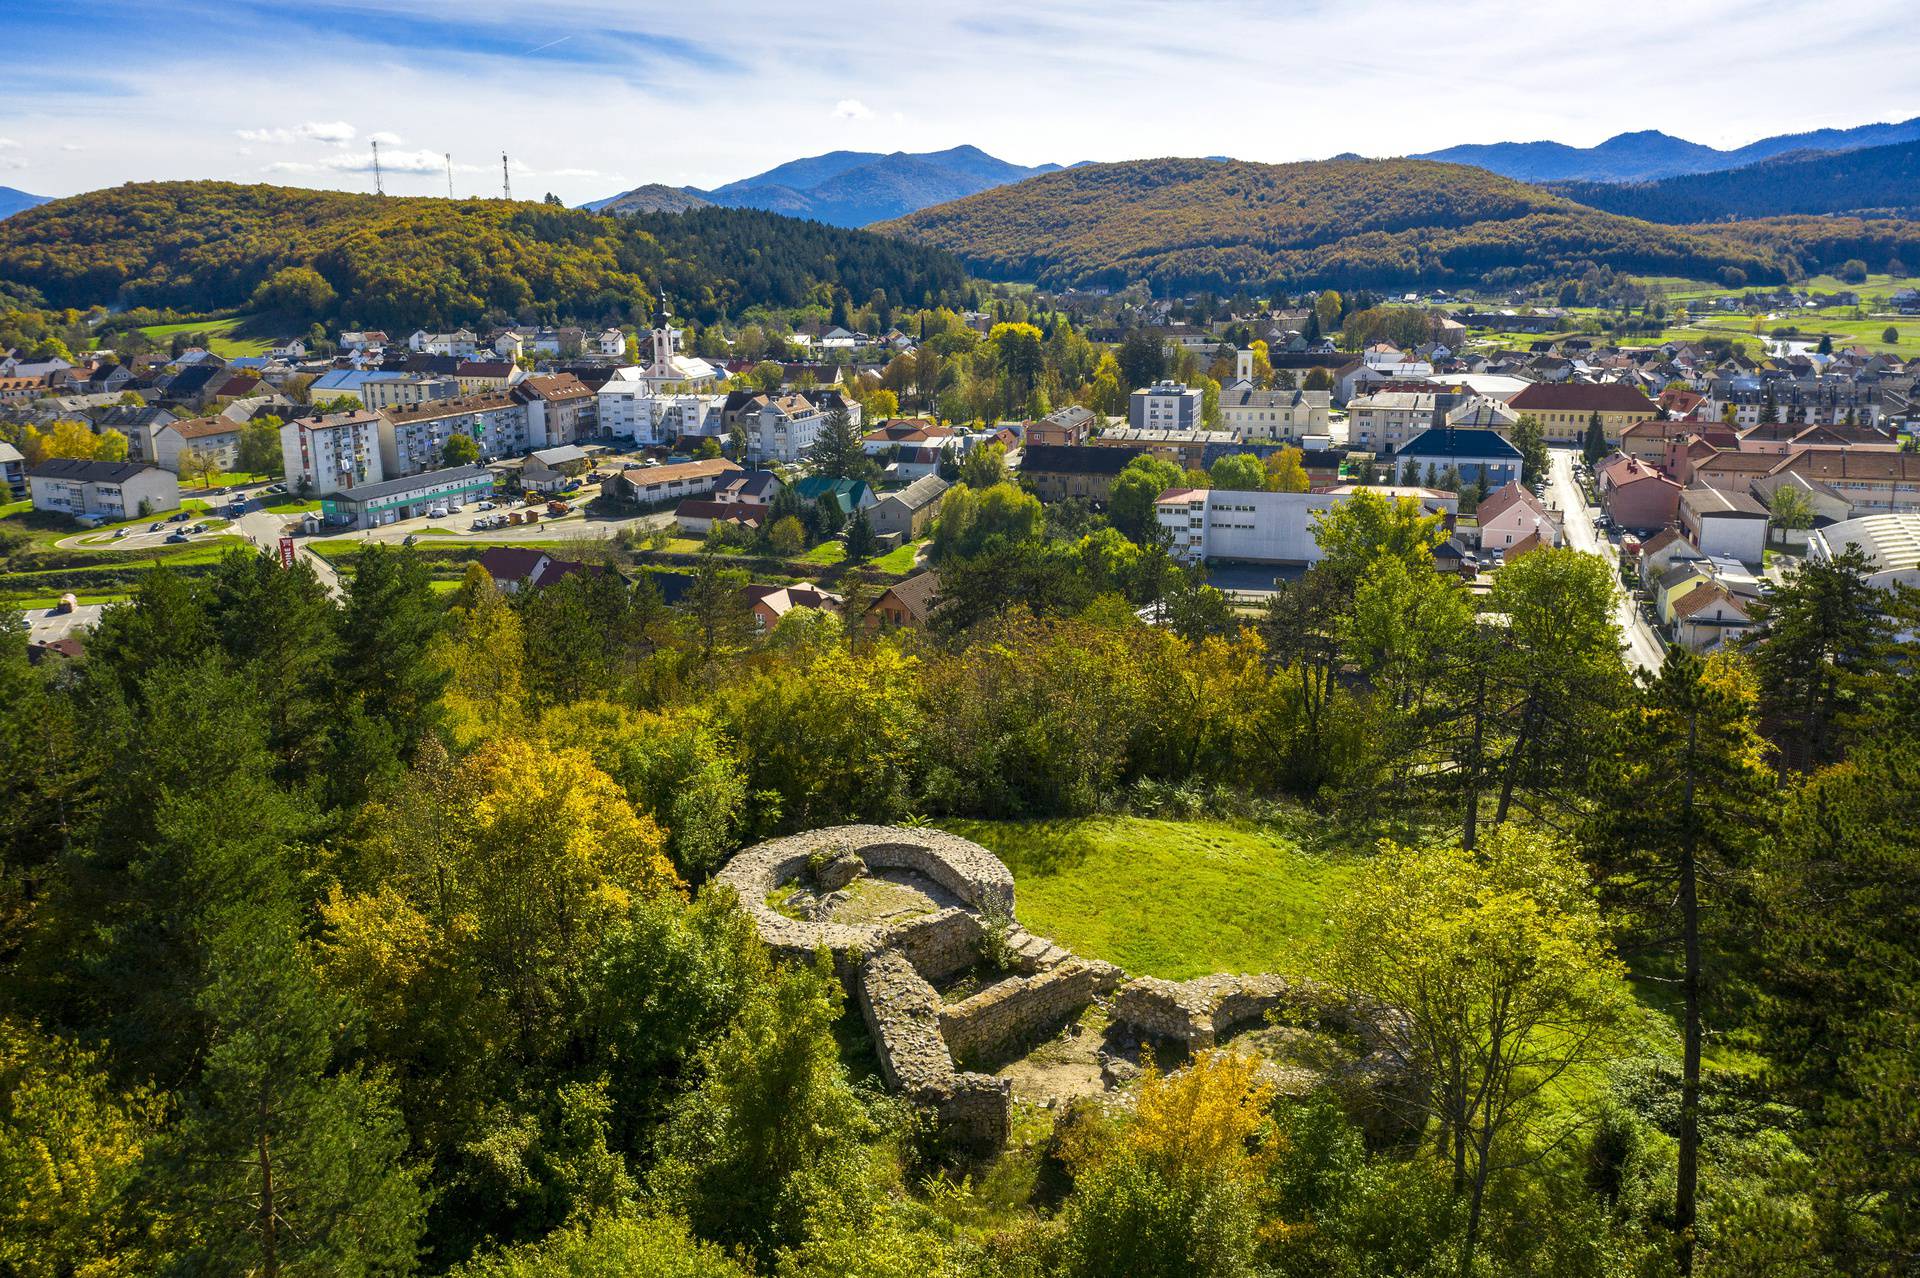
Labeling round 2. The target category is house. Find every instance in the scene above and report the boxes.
[1025,405,1095,448]
[151,416,243,476]
[1346,388,1457,452]
[478,546,608,594]
[0,440,28,499]
[1636,528,1708,589]
[862,418,960,455]
[1689,449,1783,493]
[596,328,626,357]
[745,393,826,464]
[1021,443,1149,504]
[1393,427,1523,488]
[868,475,950,539]
[1807,513,1920,591]
[792,475,876,517]
[512,374,597,448]
[320,465,494,529]
[1655,561,1716,625]
[378,392,530,476]
[1476,481,1561,551]
[1093,427,1235,471]
[1128,381,1204,430]
[1505,382,1659,445]
[1216,381,1330,444]
[1597,453,1683,531]
[1769,448,1920,515]
[743,583,844,629]
[1157,485,1459,565]
[1679,485,1769,565]
[1669,582,1754,651]
[866,570,941,629]
[601,458,744,507]
[280,410,385,496]
[713,470,782,506]
[27,458,180,522]
[674,499,767,535]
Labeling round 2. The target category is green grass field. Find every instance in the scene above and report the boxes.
[869,538,926,574]
[136,314,273,358]
[940,815,1363,981]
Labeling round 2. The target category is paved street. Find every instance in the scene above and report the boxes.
[1545,448,1665,673]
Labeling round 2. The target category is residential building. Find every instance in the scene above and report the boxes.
[674,499,766,535]
[151,416,243,475]
[512,374,597,448]
[600,458,744,507]
[408,328,479,358]
[1128,381,1204,431]
[1704,377,1882,428]
[478,546,608,594]
[1597,453,1684,530]
[863,418,959,456]
[1346,388,1457,452]
[1808,513,1920,591]
[454,360,520,395]
[1688,449,1783,493]
[281,409,385,496]
[378,393,530,477]
[0,440,24,499]
[868,475,950,539]
[1020,443,1146,504]
[1506,382,1659,445]
[1156,485,1458,564]
[1770,449,1920,515]
[320,465,494,529]
[1025,405,1095,448]
[1679,485,1769,565]
[359,374,461,412]
[1477,481,1561,551]
[27,458,179,521]
[596,328,626,357]
[792,475,877,515]
[744,393,825,464]
[1093,427,1235,471]
[743,583,843,630]
[1393,427,1523,488]
[865,570,941,629]
[1216,382,1330,443]
[1669,582,1754,651]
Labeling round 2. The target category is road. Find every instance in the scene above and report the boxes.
[1544,448,1666,674]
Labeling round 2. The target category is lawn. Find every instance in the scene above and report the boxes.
[798,540,847,565]
[869,538,927,574]
[264,498,320,515]
[938,815,1364,981]
[136,314,272,358]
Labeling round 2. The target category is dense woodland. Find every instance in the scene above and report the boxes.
[0,183,968,328]
[3,481,1918,1277]
[1550,138,1920,224]
[878,157,1803,293]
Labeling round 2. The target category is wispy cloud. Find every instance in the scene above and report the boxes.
[833,99,873,121]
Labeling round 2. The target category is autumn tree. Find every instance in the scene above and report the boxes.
[1264,445,1310,492]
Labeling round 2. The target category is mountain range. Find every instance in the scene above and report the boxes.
[0,186,48,221]
[1414,116,1920,183]
[1549,138,1920,224]
[877,156,1790,293]
[589,144,1059,227]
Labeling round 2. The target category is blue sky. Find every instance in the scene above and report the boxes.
[4,0,1920,203]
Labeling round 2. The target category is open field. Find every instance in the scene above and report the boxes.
[940,815,1363,981]
[135,314,272,357]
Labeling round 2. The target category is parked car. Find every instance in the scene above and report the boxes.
[169,511,192,523]
[148,522,164,532]
[165,532,190,544]
[427,506,448,519]
[475,500,496,511]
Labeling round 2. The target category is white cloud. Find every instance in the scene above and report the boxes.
[369,130,405,145]
[832,98,872,120]
[236,126,294,143]
[299,120,357,144]
[0,138,22,150]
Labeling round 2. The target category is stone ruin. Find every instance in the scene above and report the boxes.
[715,824,1419,1153]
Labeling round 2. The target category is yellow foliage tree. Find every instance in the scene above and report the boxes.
[430,567,529,747]
[1263,445,1311,493]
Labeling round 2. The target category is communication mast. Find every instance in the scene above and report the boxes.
[371,138,384,196]
[446,153,454,199]
[501,152,512,201]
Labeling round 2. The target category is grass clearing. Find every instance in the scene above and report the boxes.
[939,815,1364,981]
[135,314,272,358]
[869,538,927,574]
[798,540,847,565]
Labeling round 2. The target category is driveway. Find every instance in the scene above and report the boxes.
[233,509,344,599]
[1545,449,1665,673]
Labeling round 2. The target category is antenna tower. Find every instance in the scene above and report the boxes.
[446,153,454,199]
[371,139,384,196]
[501,152,512,201]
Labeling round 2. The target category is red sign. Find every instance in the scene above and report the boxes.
[278,536,296,569]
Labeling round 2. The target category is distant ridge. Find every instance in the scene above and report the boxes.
[590,145,1059,226]
[1416,116,1920,183]
[1549,137,1920,223]
[0,186,48,221]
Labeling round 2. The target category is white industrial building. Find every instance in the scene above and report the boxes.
[1157,484,1458,564]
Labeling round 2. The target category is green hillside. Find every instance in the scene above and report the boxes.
[878,156,1796,292]
[0,181,966,329]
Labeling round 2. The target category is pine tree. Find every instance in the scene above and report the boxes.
[843,507,878,562]
[806,403,871,481]
[1581,411,1609,467]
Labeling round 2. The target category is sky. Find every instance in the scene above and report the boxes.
[5,0,1920,204]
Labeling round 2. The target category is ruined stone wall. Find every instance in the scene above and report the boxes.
[890,908,984,985]
[939,959,1125,1065]
[854,950,1009,1152]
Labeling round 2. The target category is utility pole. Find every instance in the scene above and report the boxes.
[445,153,454,199]
[372,138,384,196]
[501,152,512,201]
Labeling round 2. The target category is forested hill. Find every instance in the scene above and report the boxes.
[1549,138,1920,223]
[0,182,967,328]
[877,157,1792,293]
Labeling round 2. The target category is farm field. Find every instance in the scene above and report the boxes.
[135,313,273,357]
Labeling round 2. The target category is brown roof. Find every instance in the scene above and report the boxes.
[617,458,742,488]
[870,569,941,624]
[166,415,242,439]
[1671,581,1748,620]
[511,373,593,403]
[1775,448,1920,483]
[1508,382,1659,414]
[1477,479,1550,525]
[1693,449,1781,473]
[675,498,765,523]
[384,392,518,423]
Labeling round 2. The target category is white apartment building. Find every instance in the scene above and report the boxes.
[407,328,479,358]
[28,458,181,521]
[1217,381,1331,443]
[281,410,385,496]
[1346,389,1456,453]
[1156,484,1458,565]
[747,393,826,464]
[1129,381,1205,431]
[376,393,529,477]
[358,375,461,412]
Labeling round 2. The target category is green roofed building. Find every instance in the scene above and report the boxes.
[792,475,877,515]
